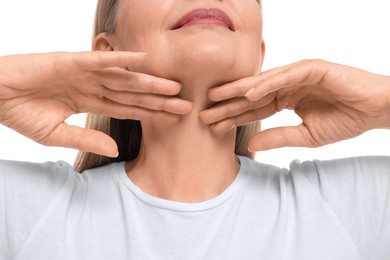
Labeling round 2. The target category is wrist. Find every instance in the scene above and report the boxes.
[386,76,390,128]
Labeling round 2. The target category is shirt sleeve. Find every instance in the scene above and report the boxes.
[293,156,390,259]
[0,160,75,259]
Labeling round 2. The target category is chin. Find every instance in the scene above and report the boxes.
[133,35,261,87]
[173,43,258,86]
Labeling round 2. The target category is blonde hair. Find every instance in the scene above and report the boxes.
[74,0,260,172]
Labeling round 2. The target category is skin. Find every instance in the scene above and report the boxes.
[0,52,192,157]
[201,60,390,151]
[95,0,264,202]
[0,0,389,202]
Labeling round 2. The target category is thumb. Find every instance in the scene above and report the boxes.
[45,123,118,157]
[248,124,314,151]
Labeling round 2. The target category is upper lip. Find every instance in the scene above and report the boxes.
[172,8,235,31]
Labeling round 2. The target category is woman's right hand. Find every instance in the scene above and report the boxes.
[0,51,192,157]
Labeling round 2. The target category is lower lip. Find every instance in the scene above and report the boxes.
[181,18,229,29]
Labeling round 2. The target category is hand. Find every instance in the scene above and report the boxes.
[0,51,192,157]
[200,59,390,151]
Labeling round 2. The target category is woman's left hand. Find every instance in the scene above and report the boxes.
[200,59,390,151]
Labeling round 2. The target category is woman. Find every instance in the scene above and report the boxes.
[0,0,389,259]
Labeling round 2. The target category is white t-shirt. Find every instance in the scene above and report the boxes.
[0,156,389,260]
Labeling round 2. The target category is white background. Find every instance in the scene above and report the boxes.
[0,0,389,168]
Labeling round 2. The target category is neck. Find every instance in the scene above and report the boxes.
[126,79,240,203]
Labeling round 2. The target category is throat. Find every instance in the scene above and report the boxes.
[125,108,240,203]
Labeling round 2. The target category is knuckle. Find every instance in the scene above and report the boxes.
[311,58,325,64]
[303,58,326,70]
[127,76,144,91]
[148,79,162,94]
[160,99,172,112]
[223,104,236,116]
[300,58,321,64]
[232,84,246,96]
[275,70,291,87]
[300,58,312,63]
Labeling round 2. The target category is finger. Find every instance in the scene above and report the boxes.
[200,94,275,124]
[208,76,260,101]
[73,51,147,71]
[105,91,193,115]
[209,101,277,134]
[248,124,316,151]
[245,60,328,101]
[83,97,185,123]
[200,98,257,124]
[95,68,182,96]
[208,63,298,102]
[43,123,119,157]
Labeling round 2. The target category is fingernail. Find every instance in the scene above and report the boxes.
[227,124,236,132]
[210,124,236,135]
[245,88,255,98]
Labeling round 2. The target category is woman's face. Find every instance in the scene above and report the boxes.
[112,0,264,85]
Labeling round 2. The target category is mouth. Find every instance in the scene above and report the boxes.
[172,8,235,31]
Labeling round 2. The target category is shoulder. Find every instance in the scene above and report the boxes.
[0,159,76,184]
[69,162,127,198]
[0,159,74,173]
[240,156,284,177]
[80,161,125,184]
[299,155,390,173]
[241,155,390,194]
[288,156,390,224]
[0,160,83,200]
[290,156,390,256]
[290,156,390,192]
[0,160,125,212]
[239,156,290,191]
